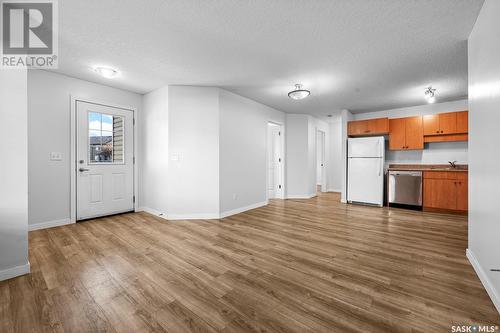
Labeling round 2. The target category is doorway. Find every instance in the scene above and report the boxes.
[316,129,326,193]
[75,101,135,220]
[267,122,284,199]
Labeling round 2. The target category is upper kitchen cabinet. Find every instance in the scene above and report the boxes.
[456,111,468,133]
[423,111,468,143]
[348,118,389,137]
[423,112,456,135]
[389,116,423,150]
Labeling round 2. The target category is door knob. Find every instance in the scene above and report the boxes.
[79,168,89,172]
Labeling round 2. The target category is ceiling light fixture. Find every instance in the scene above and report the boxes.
[424,86,436,103]
[288,84,310,100]
[94,66,118,79]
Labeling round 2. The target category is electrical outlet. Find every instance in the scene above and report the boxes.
[50,152,62,161]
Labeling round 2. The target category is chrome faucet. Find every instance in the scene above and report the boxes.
[448,160,457,168]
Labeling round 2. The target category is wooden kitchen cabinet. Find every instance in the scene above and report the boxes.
[405,116,424,149]
[456,176,468,211]
[348,118,389,136]
[456,111,468,134]
[423,111,468,136]
[423,171,468,213]
[423,114,440,136]
[388,118,405,150]
[438,112,457,134]
[389,116,423,150]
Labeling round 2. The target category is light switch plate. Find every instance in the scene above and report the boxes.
[50,152,62,161]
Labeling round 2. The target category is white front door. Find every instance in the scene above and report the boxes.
[76,101,134,220]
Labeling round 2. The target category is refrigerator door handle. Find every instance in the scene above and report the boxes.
[378,160,382,176]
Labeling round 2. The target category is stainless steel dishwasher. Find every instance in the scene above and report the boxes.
[388,171,422,208]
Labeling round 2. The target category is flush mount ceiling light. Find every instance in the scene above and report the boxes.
[288,84,310,100]
[94,66,118,79]
[424,86,436,103]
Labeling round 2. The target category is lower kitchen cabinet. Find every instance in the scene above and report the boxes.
[423,171,468,212]
[423,179,456,210]
[455,175,468,211]
[423,171,468,213]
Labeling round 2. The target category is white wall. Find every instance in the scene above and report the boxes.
[340,109,353,202]
[316,131,322,184]
[167,86,220,218]
[353,99,469,165]
[328,115,342,192]
[27,70,142,228]
[141,86,286,218]
[219,89,284,214]
[0,69,29,280]
[285,114,320,198]
[467,0,500,313]
[285,114,311,197]
[140,86,168,215]
[312,117,330,192]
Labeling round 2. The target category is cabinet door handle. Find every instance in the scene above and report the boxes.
[436,130,439,133]
[441,130,444,133]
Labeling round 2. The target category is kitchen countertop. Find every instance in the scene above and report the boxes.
[387,164,468,172]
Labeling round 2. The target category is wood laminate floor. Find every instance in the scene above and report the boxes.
[1,192,499,332]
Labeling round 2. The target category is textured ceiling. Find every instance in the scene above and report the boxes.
[53,0,483,115]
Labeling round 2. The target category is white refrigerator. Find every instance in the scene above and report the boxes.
[347,136,385,206]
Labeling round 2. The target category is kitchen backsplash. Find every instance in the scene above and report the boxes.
[384,140,468,165]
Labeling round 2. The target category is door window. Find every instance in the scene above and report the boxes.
[88,112,124,164]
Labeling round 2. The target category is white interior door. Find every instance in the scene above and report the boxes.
[267,123,283,199]
[316,130,326,190]
[76,101,134,220]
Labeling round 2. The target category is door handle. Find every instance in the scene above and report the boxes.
[79,168,90,172]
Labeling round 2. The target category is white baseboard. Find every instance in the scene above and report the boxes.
[167,213,221,220]
[140,202,268,220]
[286,193,317,199]
[138,206,164,217]
[219,201,268,218]
[467,248,500,314]
[29,218,73,231]
[0,262,30,281]
[138,206,220,220]
[327,188,341,193]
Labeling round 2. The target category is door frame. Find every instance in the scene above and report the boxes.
[70,96,138,223]
[316,129,327,192]
[266,121,285,200]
